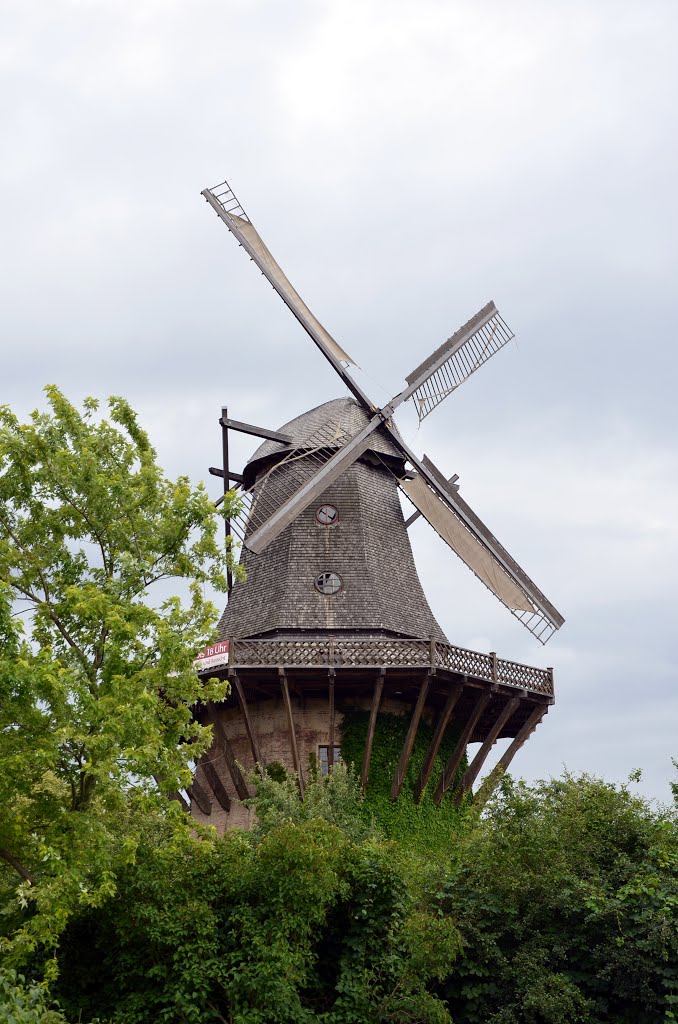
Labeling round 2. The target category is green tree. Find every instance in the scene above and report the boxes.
[0,387,239,964]
[441,772,678,1024]
[52,769,460,1024]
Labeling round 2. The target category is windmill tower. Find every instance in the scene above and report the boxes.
[189,181,564,831]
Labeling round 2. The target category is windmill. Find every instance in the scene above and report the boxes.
[189,179,564,831]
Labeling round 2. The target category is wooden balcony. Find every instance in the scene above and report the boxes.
[214,637,554,699]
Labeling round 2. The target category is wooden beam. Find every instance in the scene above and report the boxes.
[199,754,231,813]
[361,668,385,790]
[328,668,336,771]
[433,689,492,805]
[220,416,292,444]
[280,668,304,798]
[413,681,463,803]
[476,704,547,806]
[209,466,244,485]
[233,674,265,776]
[390,673,431,800]
[452,696,520,806]
[187,777,212,816]
[206,704,250,801]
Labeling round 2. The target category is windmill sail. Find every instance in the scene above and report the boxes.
[401,470,563,644]
[401,302,514,422]
[202,182,354,368]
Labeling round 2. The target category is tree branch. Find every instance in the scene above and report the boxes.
[0,846,36,886]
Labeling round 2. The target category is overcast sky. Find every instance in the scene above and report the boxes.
[2,0,677,801]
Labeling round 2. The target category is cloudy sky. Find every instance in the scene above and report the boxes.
[2,0,677,800]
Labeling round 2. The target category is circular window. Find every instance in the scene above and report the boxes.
[315,571,342,595]
[315,504,338,526]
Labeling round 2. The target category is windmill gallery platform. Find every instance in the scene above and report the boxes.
[189,399,555,832]
[188,179,563,831]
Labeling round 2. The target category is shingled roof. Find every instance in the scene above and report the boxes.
[242,396,404,488]
[219,398,447,643]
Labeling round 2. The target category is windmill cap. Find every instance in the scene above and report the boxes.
[243,396,405,488]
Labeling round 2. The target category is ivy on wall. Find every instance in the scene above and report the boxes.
[339,708,468,853]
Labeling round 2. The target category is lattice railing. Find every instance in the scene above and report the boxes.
[437,644,494,679]
[495,658,554,695]
[226,638,553,696]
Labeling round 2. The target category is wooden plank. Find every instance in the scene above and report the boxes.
[187,777,212,816]
[206,704,250,801]
[361,669,385,790]
[476,704,547,805]
[390,673,431,800]
[209,466,245,485]
[413,681,463,803]
[452,696,520,806]
[220,416,292,444]
[199,754,231,813]
[233,674,265,776]
[328,668,336,771]
[280,668,304,798]
[433,689,492,805]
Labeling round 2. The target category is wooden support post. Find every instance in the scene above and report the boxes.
[220,406,233,596]
[433,689,492,806]
[233,673,265,776]
[476,704,547,806]
[199,754,231,813]
[413,681,463,803]
[361,668,385,790]
[328,667,336,771]
[187,777,212,816]
[280,668,304,799]
[390,672,431,800]
[206,704,250,801]
[452,696,520,806]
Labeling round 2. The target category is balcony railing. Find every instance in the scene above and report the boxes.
[224,637,553,698]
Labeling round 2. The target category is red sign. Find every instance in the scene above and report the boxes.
[195,640,230,672]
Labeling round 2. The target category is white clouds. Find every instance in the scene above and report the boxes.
[1,0,677,799]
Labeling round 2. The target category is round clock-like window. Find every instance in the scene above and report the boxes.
[315,504,338,526]
[314,571,342,595]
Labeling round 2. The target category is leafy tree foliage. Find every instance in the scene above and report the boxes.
[442,772,678,1023]
[52,771,460,1024]
[0,968,70,1024]
[251,761,381,844]
[0,388,238,962]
